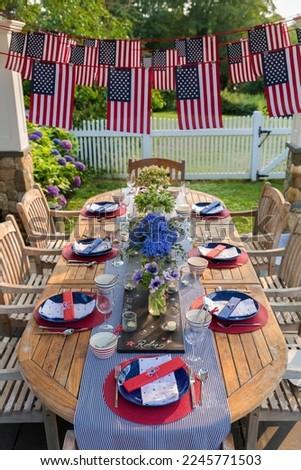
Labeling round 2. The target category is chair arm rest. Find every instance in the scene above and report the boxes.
[0,368,23,380]
[269,301,301,312]
[247,247,285,258]
[242,233,274,244]
[24,246,63,257]
[50,209,81,218]
[0,282,44,294]
[28,232,68,242]
[230,208,258,217]
[264,286,301,297]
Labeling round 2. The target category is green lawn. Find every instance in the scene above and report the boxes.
[67,177,284,234]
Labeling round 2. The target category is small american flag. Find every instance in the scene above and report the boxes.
[98,39,141,67]
[297,28,301,45]
[227,39,258,83]
[29,61,75,130]
[174,35,217,64]
[152,49,180,90]
[262,45,301,117]
[5,32,27,73]
[248,22,290,76]
[70,45,98,86]
[175,63,222,129]
[83,38,98,47]
[106,67,152,134]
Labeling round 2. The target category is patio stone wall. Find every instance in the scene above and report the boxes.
[283,142,301,231]
[0,148,34,222]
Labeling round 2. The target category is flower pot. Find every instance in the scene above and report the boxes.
[148,291,167,316]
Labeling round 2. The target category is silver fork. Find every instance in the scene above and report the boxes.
[217,321,261,329]
[114,365,121,408]
[67,260,97,267]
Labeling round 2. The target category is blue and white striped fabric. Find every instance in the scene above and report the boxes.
[74,258,231,450]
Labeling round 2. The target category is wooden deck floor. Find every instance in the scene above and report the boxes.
[1,418,300,450]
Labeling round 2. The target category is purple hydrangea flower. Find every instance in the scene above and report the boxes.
[58,157,67,166]
[53,138,61,145]
[65,155,75,163]
[149,276,164,293]
[51,149,60,156]
[33,131,43,138]
[60,139,73,150]
[58,195,67,207]
[75,161,86,171]
[28,133,40,141]
[45,185,60,198]
[73,175,82,187]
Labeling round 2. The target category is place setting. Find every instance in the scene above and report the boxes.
[80,199,127,219]
[188,241,249,268]
[190,289,268,333]
[190,200,230,219]
[62,236,120,264]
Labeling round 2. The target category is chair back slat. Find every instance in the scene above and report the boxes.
[279,216,301,287]
[128,158,185,183]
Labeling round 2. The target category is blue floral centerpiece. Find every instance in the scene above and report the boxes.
[129,213,180,316]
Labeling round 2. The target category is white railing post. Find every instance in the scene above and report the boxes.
[141,133,152,158]
[250,111,263,181]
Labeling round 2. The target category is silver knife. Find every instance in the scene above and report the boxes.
[189,368,196,408]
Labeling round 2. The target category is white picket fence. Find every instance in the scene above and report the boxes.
[71,111,293,181]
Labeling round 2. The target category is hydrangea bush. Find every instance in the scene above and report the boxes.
[27,122,87,207]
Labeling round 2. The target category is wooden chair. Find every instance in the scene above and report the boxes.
[0,214,61,336]
[248,216,301,334]
[230,182,291,275]
[61,430,235,450]
[245,334,301,449]
[128,158,186,183]
[0,335,60,449]
[17,184,80,272]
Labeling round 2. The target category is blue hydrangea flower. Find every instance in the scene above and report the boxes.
[28,133,40,141]
[51,149,60,156]
[65,155,75,163]
[53,138,61,145]
[60,139,73,150]
[33,131,43,138]
[58,195,67,207]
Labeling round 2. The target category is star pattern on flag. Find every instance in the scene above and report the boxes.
[84,38,97,47]
[185,38,203,63]
[297,28,301,45]
[99,40,116,65]
[9,32,26,53]
[263,50,288,86]
[31,62,55,95]
[227,42,242,64]
[248,27,268,53]
[26,32,45,59]
[176,66,200,100]
[108,68,131,102]
[152,50,167,70]
[175,39,186,57]
[70,45,85,64]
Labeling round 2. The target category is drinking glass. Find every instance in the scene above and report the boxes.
[184,311,211,364]
[96,290,114,332]
[111,230,124,267]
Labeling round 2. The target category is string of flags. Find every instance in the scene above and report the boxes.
[3,21,301,132]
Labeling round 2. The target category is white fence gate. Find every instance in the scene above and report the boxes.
[72,111,293,181]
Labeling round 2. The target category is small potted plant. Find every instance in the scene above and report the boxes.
[135,165,171,188]
[134,185,176,215]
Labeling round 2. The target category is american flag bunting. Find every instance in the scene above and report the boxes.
[106,67,152,134]
[227,39,258,83]
[248,22,290,76]
[152,49,180,90]
[174,35,218,64]
[262,45,301,117]
[175,63,222,129]
[29,61,75,130]
[5,32,27,73]
[297,28,301,45]
[70,44,98,86]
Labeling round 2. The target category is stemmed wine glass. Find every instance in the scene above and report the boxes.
[184,310,211,364]
[96,290,114,332]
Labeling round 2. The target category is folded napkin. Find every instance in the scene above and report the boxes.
[62,291,75,321]
[198,245,239,260]
[88,203,118,213]
[195,201,222,215]
[74,238,110,255]
[205,296,258,319]
[123,356,185,395]
[39,294,95,321]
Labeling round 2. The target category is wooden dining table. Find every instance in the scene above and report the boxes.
[18,189,287,438]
